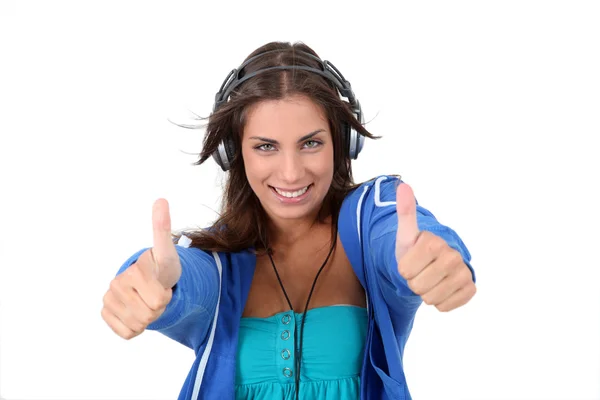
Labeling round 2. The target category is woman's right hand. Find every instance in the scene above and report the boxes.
[101,199,182,340]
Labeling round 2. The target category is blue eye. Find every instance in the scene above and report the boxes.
[304,140,322,148]
[256,143,275,151]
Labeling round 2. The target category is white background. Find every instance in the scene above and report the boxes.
[1,0,599,399]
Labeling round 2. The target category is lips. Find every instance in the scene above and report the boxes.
[269,184,313,202]
[273,185,310,192]
[271,184,311,197]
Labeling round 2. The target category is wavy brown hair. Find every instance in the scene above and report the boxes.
[177,41,380,254]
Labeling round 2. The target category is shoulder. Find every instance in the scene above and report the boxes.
[338,174,402,239]
[337,175,401,282]
[342,174,402,209]
[183,244,254,264]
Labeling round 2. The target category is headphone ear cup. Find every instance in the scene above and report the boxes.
[339,121,350,158]
[212,137,237,171]
[349,127,365,159]
[347,127,359,160]
[348,100,365,160]
[344,121,364,160]
[211,143,226,171]
[224,137,236,165]
[340,120,363,160]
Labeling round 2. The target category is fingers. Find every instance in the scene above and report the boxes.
[101,306,139,340]
[403,239,461,291]
[417,255,470,303]
[112,273,160,322]
[434,282,477,312]
[413,255,474,310]
[101,262,170,340]
[101,289,146,340]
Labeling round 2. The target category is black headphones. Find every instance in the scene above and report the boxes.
[211,49,366,171]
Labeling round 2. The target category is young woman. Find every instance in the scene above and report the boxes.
[101,41,477,400]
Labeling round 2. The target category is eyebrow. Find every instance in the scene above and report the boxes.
[248,129,325,145]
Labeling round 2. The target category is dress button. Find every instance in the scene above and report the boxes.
[283,367,293,378]
[281,349,291,360]
[281,314,292,325]
[281,330,290,340]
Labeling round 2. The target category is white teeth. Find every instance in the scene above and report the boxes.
[274,185,309,198]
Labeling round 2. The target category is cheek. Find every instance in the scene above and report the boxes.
[316,148,335,178]
[242,150,269,184]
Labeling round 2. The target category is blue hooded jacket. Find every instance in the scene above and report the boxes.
[117,176,475,400]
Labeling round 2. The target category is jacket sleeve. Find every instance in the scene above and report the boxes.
[115,245,219,350]
[367,177,475,305]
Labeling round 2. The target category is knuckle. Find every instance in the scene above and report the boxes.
[397,261,409,277]
[147,296,164,311]
[441,251,462,273]
[122,264,149,289]
[161,289,173,306]
[100,306,110,322]
[122,330,136,340]
[127,263,143,280]
[467,282,477,298]
[131,320,146,334]
[459,265,473,284]
[408,279,424,296]
[150,291,172,313]
[140,312,155,327]
[420,230,434,241]
[433,236,446,252]
[120,312,142,334]
[409,283,420,295]
[119,268,132,282]
[100,308,139,340]
[421,294,433,305]
[109,278,121,292]
[424,234,443,255]
[436,304,451,312]
[449,250,463,267]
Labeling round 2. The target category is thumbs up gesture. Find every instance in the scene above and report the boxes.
[395,183,476,312]
[101,199,182,339]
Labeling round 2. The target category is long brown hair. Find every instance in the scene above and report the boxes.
[177,41,380,254]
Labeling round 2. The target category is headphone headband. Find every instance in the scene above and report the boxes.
[213,50,357,112]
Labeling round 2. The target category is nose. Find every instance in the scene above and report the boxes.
[279,151,305,184]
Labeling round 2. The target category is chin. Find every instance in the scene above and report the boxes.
[270,207,317,221]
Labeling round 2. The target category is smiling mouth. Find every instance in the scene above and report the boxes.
[269,184,312,198]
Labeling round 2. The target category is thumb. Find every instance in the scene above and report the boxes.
[151,198,180,287]
[395,182,420,258]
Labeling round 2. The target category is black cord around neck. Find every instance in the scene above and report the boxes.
[265,230,338,400]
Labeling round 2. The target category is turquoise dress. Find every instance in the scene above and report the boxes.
[235,305,368,399]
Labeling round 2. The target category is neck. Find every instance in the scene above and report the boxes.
[263,202,334,251]
[267,215,321,249]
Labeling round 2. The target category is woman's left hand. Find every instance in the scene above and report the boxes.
[394,183,476,312]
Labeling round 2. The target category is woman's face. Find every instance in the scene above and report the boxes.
[241,94,334,226]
